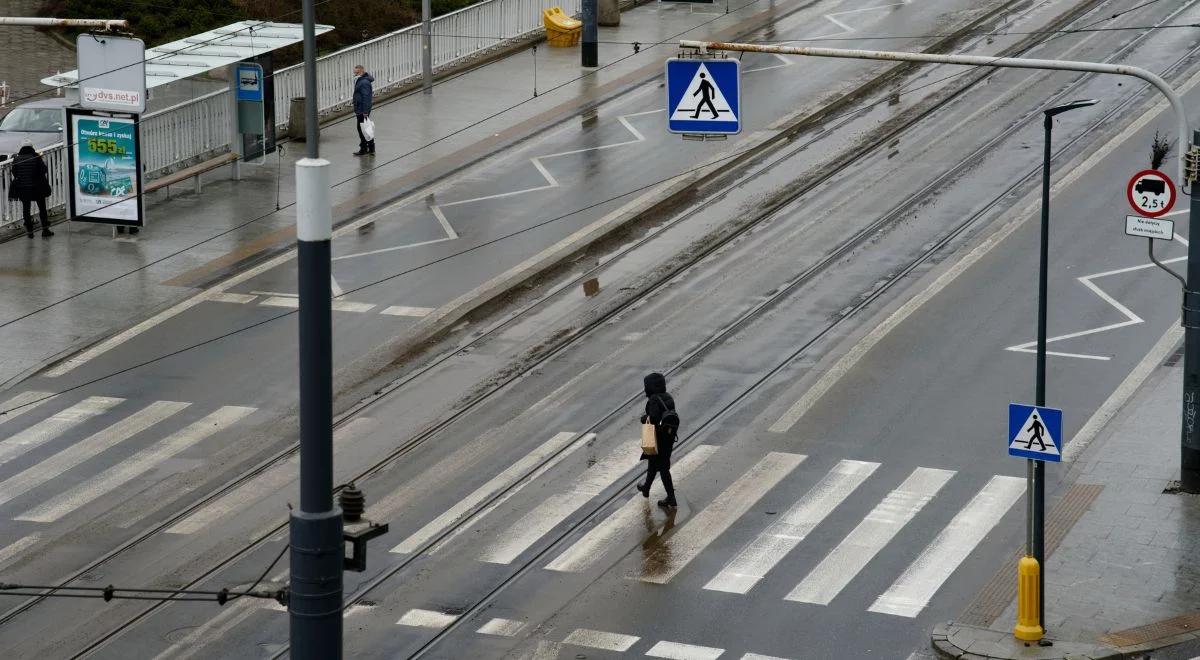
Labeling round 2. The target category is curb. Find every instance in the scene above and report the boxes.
[931,622,1124,660]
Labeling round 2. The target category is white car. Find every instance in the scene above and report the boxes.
[0,98,68,162]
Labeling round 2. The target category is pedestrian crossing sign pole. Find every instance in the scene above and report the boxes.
[1008,402,1061,643]
[665,57,740,137]
[1008,403,1062,462]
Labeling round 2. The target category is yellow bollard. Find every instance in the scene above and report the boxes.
[1013,555,1044,641]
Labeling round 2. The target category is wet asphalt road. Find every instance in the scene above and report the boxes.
[2,0,1200,657]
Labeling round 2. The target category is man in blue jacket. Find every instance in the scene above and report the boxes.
[353,64,375,156]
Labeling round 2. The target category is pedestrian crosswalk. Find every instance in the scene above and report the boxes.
[0,391,1024,636]
[784,466,953,605]
[704,458,877,594]
[390,434,1024,623]
[0,392,258,532]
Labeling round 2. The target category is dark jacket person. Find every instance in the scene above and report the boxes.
[6,141,53,238]
[637,372,678,508]
[352,65,375,156]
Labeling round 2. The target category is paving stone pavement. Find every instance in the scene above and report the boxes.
[0,0,775,387]
[979,349,1200,650]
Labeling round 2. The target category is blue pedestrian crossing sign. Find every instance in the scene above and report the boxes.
[666,58,741,135]
[1008,403,1062,462]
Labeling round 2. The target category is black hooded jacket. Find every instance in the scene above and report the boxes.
[641,372,677,460]
[7,146,50,202]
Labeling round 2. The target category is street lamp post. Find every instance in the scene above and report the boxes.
[290,0,342,657]
[1033,98,1098,632]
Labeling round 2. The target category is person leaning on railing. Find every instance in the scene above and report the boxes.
[6,139,54,238]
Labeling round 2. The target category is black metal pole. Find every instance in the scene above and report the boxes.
[582,0,598,67]
[1034,112,1051,631]
[1182,128,1200,492]
[290,0,342,656]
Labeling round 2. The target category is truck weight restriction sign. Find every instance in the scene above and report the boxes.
[1127,169,1175,217]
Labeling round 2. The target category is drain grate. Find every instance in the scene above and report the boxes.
[1103,611,1200,646]
[1164,346,1185,367]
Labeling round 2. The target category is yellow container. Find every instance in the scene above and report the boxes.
[543,7,582,47]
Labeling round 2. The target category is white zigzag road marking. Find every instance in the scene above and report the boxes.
[745,0,915,73]
[335,110,660,261]
[339,3,918,258]
[1005,234,1187,361]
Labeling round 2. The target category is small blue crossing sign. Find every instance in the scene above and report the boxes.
[665,58,740,135]
[1008,403,1062,462]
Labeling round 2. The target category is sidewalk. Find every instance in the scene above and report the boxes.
[0,0,783,387]
[933,330,1200,659]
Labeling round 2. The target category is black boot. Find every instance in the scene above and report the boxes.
[24,222,34,238]
[41,225,53,237]
[636,482,650,498]
[657,495,677,508]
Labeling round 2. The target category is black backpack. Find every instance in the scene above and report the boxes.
[653,395,680,436]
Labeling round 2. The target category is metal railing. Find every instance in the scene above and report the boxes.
[1,0,578,227]
[271,0,581,126]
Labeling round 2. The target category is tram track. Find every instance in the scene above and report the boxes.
[0,0,1178,655]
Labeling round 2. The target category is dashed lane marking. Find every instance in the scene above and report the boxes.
[397,608,458,629]
[381,305,434,317]
[562,628,640,652]
[476,618,526,637]
[646,640,726,660]
[208,293,424,318]
[209,292,257,304]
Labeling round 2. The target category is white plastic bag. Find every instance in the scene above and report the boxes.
[361,117,375,141]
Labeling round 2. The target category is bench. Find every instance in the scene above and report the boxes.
[543,7,582,47]
[144,151,238,197]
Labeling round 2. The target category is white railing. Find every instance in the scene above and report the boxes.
[1,146,69,227]
[271,0,581,126]
[1,0,578,228]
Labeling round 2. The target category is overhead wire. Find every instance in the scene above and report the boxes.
[0,0,775,332]
[0,0,1186,411]
[0,39,1064,417]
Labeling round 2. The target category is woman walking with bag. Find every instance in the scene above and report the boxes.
[7,140,53,238]
[636,372,679,508]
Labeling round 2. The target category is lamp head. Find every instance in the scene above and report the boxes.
[1044,99,1099,117]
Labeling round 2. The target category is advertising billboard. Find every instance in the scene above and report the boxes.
[77,34,146,114]
[67,107,143,226]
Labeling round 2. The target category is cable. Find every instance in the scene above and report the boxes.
[0,582,282,604]
[0,46,1031,417]
[0,0,1166,408]
[0,0,773,332]
[7,0,344,108]
[230,543,289,602]
[1077,0,1167,29]
[0,543,290,609]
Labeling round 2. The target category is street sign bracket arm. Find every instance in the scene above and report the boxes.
[1149,237,1187,288]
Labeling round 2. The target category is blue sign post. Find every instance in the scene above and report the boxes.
[236,63,264,102]
[666,58,740,135]
[1008,403,1062,462]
